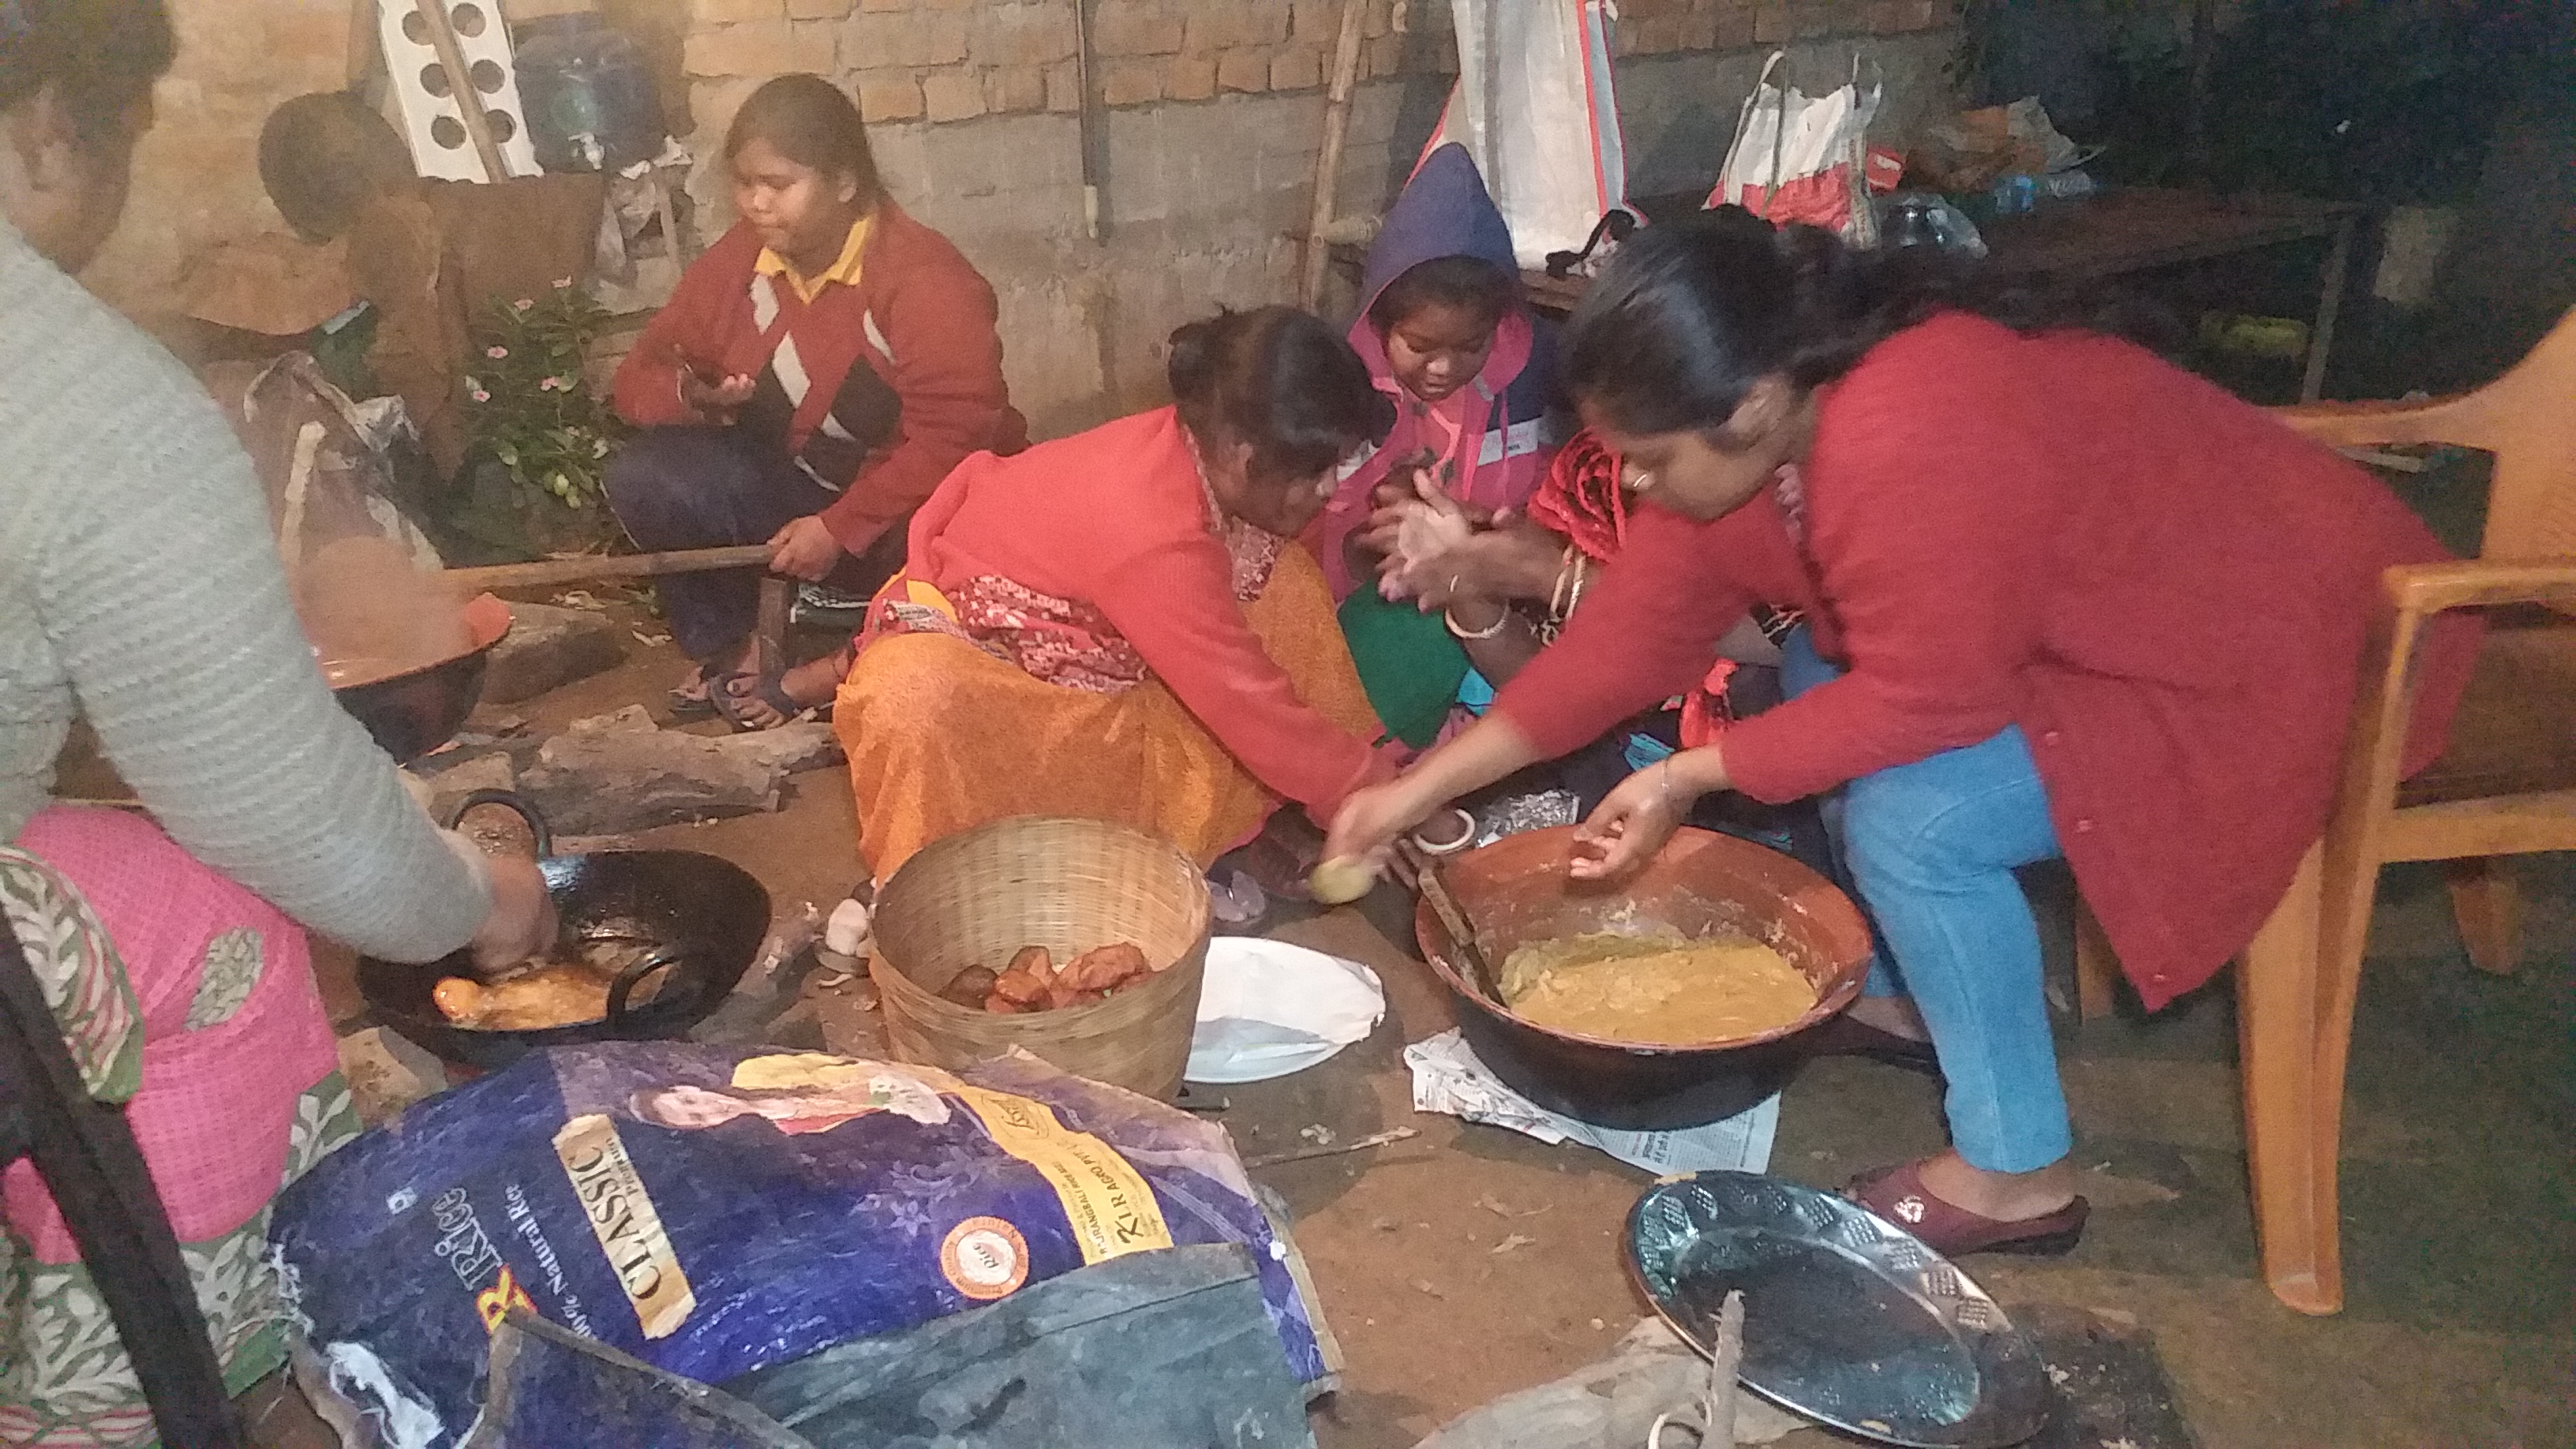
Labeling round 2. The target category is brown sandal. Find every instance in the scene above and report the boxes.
[1844,1159,2088,1257]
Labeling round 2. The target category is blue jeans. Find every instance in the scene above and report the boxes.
[1779,628,2072,1173]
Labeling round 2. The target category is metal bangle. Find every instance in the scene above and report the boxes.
[1410,806,1478,856]
[1444,605,1510,640]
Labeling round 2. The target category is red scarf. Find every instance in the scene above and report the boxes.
[1530,429,1799,750]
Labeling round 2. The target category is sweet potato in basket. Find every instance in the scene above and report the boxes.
[955,940,1158,1013]
[1057,942,1151,994]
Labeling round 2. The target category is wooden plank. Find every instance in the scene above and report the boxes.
[1519,189,2363,314]
[441,545,774,593]
[2379,790,2576,863]
[1979,189,2358,280]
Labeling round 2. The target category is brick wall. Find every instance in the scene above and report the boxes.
[675,1,1961,430]
[81,0,627,336]
[81,1,1960,433]
[677,2,1953,137]
[78,0,361,324]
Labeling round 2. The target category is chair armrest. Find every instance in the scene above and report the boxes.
[2274,396,2469,450]
[2384,557,2576,616]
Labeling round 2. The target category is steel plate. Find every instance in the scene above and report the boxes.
[1626,1172,2050,1448]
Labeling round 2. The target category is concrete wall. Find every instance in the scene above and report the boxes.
[84,1,1961,436]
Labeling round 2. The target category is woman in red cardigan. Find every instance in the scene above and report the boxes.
[836,306,1399,885]
[608,74,1025,728]
[1327,209,2473,1256]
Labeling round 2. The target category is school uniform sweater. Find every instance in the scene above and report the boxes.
[612,201,1027,556]
[1496,313,2476,1009]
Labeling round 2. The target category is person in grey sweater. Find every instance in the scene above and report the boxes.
[0,26,551,967]
[2,3,552,1435]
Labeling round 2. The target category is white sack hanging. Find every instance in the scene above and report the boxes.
[1420,0,1628,269]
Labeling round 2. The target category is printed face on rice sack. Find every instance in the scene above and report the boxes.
[628,1054,956,1133]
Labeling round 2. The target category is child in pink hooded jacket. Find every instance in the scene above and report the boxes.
[1305,143,1561,600]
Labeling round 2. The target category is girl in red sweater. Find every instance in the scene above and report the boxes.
[608,75,1024,728]
[1327,209,2470,1256]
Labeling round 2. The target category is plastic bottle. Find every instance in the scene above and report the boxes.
[512,13,663,174]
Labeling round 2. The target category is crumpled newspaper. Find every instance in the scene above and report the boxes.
[1404,1030,1777,1177]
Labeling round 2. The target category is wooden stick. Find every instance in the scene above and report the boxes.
[411,0,509,184]
[1708,1289,1747,1448]
[1241,1126,1420,1170]
[441,545,773,594]
[1300,0,1371,310]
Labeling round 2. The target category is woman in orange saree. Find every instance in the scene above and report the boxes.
[836,307,1401,883]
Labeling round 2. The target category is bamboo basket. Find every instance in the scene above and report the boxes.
[870,816,1211,1099]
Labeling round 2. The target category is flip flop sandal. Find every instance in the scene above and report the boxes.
[1206,867,1271,931]
[710,669,831,733]
[666,663,722,721]
[1222,833,1318,904]
[1843,1159,2089,1258]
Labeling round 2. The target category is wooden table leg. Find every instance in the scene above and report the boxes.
[2301,214,2357,402]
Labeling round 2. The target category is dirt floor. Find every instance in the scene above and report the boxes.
[265,612,2571,1449]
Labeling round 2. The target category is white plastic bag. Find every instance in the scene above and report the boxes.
[1709,52,1882,245]
[1421,0,1627,268]
[1187,939,1385,1084]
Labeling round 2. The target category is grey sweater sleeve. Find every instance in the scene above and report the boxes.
[19,260,491,963]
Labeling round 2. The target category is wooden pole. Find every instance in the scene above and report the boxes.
[410,0,510,183]
[1073,0,1104,241]
[752,575,794,678]
[440,544,773,594]
[2301,213,2356,403]
[1300,0,1372,310]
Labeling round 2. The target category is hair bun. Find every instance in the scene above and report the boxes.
[1164,313,1226,402]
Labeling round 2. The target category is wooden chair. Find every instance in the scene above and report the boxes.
[2074,307,2576,1315]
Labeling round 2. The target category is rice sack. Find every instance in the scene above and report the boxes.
[269,1043,1321,1445]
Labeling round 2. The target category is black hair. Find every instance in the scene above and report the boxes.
[1563,205,2182,437]
[0,0,176,146]
[724,73,881,207]
[259,92,414,242]
[1168,305,1395,485]
[1367,253,1520,336]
